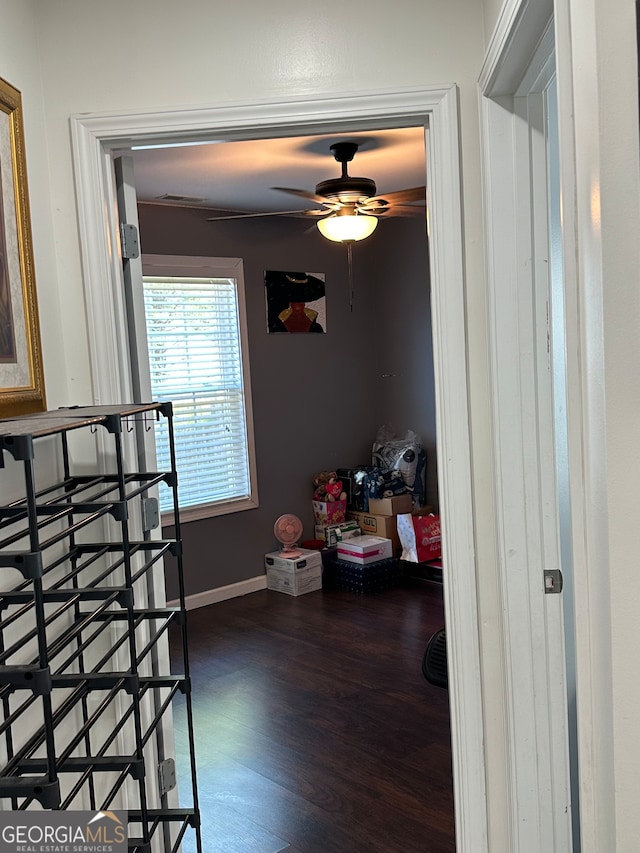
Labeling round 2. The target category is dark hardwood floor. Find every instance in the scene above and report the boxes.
[169,578,455,853]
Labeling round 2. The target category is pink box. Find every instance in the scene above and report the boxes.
[312,500,346,525]
[336,535,393,565]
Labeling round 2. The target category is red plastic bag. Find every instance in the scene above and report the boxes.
[413,514,441,561]
[397,513,441,563]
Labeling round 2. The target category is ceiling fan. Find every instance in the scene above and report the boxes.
[206,141,426,242]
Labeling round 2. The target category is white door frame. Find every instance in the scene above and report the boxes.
[552,0,635,849]
[480,3,575,850]
[69,85,487,851]
[481,0,630,850]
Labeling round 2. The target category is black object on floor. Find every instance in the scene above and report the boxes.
[402,558,443,584]
[325,556,401,593]
[422,628,448,688]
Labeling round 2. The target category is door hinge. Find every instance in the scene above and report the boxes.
[141,497,159,531]
[158,758,176,795]
[120,222,140,259]
[544,569,563,594]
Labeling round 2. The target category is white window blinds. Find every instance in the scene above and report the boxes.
[143,273,253,514]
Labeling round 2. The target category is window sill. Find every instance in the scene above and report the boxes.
[161,495,259,527]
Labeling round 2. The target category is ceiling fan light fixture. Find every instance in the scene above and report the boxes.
[316,213,378,242]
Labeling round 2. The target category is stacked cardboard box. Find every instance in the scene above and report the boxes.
[264,548,323,596]
[325,535,399,593]
[345,494,412,556]
[336,535,393,565]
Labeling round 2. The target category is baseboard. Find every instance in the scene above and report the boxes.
[168,575,267,611]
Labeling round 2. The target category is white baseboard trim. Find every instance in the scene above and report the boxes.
[168,575,267,610]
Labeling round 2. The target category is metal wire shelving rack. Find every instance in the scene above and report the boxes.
[0,403,201,852]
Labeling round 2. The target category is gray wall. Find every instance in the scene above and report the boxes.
[137,203,434,599]
[359,216,437,507]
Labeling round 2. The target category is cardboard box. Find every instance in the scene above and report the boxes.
[264,548,323,596]
[312,499,347,525]
[266,563,323,596]
[367,494,413,516]
[264,548,323,572]
[314,520,361,547]
[337,535,393,565]
[346,510,401,553]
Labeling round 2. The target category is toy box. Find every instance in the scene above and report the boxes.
[312,499,346,525]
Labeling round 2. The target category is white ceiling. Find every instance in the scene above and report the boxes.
[128,126,427,216]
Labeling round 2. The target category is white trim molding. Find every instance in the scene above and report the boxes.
[480,0,554,96]
[552,0,640,850]
[552,6,613,849]
[70,86,487,853]
[480,1,576,851]
[478,0,640,848]
[169,575,268,611]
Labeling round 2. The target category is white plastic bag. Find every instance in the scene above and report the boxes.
[372,425,426,504]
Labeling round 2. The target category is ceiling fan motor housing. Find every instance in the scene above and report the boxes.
[315,176,377,204]
[316,140,377,203]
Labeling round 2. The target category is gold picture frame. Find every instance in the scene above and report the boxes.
[0,75,45,419]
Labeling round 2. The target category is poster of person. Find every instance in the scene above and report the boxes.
[264,270,326,334]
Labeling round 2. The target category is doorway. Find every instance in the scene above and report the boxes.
[70,85,486,852]
[123,126,435,595]
[119,126,452,850]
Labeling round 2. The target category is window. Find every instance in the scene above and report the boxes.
[142,255,258,521]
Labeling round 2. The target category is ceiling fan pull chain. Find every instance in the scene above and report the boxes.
[347,241,354,312]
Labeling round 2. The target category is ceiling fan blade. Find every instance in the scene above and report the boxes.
[381,205,427,217]
[206,208,321,222]
[272,186,335,206]
[364,186,427,206]
[300,207,341,217]
[356,200,390,215]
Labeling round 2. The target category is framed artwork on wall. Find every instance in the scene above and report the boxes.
[0,75,45,419]
[264,270,327,334]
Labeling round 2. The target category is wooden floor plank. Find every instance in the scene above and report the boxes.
[171,578,455,853]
